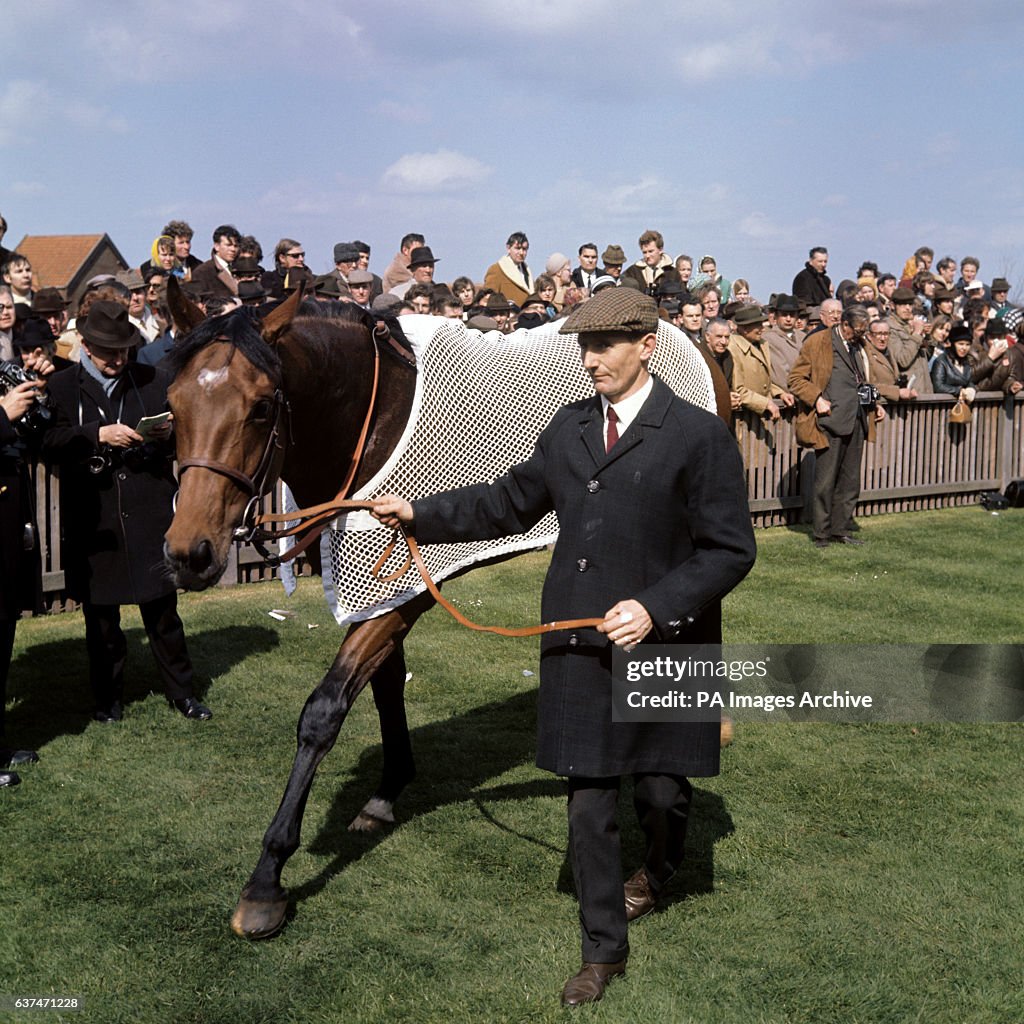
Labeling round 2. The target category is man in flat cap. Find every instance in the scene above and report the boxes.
[886,287,933,395]
[372,287,755,1007]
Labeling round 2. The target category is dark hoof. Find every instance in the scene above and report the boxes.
[231,892,289,940]
[347,811,392,834]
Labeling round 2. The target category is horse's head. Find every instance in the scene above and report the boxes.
[164,283,302,590]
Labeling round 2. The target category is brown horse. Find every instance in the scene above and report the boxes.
[164,284,734,940]
[165,285,431,939]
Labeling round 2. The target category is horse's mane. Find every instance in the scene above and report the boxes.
[296,299,414,363]
[168,301,414,381]
[168,306,283,382]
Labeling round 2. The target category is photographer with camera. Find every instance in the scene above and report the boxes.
[789,305,886,549]
[0,343,57,785]
[42,301,210,724]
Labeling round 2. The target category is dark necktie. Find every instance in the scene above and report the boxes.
[606,407,619,453]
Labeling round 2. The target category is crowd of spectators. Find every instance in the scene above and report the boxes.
[1,210,1023,783]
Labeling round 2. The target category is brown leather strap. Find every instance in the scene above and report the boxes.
[373,525,604,637]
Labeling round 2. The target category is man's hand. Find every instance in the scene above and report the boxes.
[815,396,831,416]
[897,387,918,400]
[597,599,653,652]
[729,390,742,411]
[21,351,55,377]
[371,494,414,529]
[779,391,796,408]
[148,413,174,442]
[763,399,781,422]
[0,380,42,423]
[99,423,144,448]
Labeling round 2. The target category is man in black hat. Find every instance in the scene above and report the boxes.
[31,288,69,342]
[389,246,438,299]
[372,287,755,1006]
[43,301,211,724]
[329,242,360,293]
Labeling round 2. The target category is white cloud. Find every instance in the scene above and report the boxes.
[9,181,48,197]
[0,80,47,146]
[381,150,493,194]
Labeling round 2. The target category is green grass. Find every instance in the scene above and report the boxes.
[1,507,1022,1023]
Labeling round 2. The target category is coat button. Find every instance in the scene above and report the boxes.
[118,472,127,481]
[576,558,588,572]
[568,634,579,647]
[586,479,600,493]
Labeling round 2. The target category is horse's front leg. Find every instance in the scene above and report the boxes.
[231,597,430,939]
[348,643,416,832]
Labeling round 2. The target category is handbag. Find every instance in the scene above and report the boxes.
[949,398,972,424]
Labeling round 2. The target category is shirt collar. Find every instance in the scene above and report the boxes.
[601,374,653,433]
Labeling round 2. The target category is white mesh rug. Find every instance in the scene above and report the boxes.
[280,313,715,625]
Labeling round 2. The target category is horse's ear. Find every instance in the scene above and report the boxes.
[260,284,305,347]
[167,276,205,335]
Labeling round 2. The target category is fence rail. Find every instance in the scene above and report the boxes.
[28,393,1024,610]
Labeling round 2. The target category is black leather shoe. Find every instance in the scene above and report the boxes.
[624,867,659,922]
[830,535,865,546]
[0,749,39,769]
[0,770,21,787]
[172,697,212,720]
[561,961,626,1006]
[813,538,830,549]
[94,702,123,723]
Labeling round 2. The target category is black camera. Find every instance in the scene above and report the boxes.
[857,383,880,407]
[895,374,909,389]
[0,360,56,433]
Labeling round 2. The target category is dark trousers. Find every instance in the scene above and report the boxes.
[567,773,692,963]
[812,423,866,541]
[83,593,193,711]
[0,618,16,737]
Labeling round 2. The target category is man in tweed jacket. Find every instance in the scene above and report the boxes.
[373,288,755,1006]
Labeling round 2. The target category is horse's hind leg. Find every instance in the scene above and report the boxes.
[231,595,431,940]
[348,644,415,832]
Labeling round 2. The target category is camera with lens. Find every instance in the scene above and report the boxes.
[0,360,56,433]
[895,374,909,389]
[857,383,881,407]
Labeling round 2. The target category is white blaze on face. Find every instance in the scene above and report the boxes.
[197,367,229,393]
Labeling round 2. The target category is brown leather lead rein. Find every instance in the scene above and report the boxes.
[260,494,603,637]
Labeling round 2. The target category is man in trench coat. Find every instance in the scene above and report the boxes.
[373,288,756,1006]
[43,301,210,723]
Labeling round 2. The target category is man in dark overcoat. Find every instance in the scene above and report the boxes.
[373,288,756,1006]
[42,301,210,723]
[1,365,49,785]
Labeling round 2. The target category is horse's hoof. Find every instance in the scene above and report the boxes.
[348,797,395,833]
[347,811,392,833]
[231,894,289,940]
[720,716,735,748]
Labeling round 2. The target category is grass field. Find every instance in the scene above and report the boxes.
[1,507,1022,1023]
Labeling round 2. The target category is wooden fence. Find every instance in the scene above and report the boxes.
[26,392,1024,610]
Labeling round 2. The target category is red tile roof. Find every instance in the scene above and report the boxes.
[13,234,127,290]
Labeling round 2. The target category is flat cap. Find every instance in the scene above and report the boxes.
[558,286,658,335]
[891,286,916,303]
[347,269,374,285]
[116,268,145,290]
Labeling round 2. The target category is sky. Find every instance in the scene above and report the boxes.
[4,1,1024,300]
